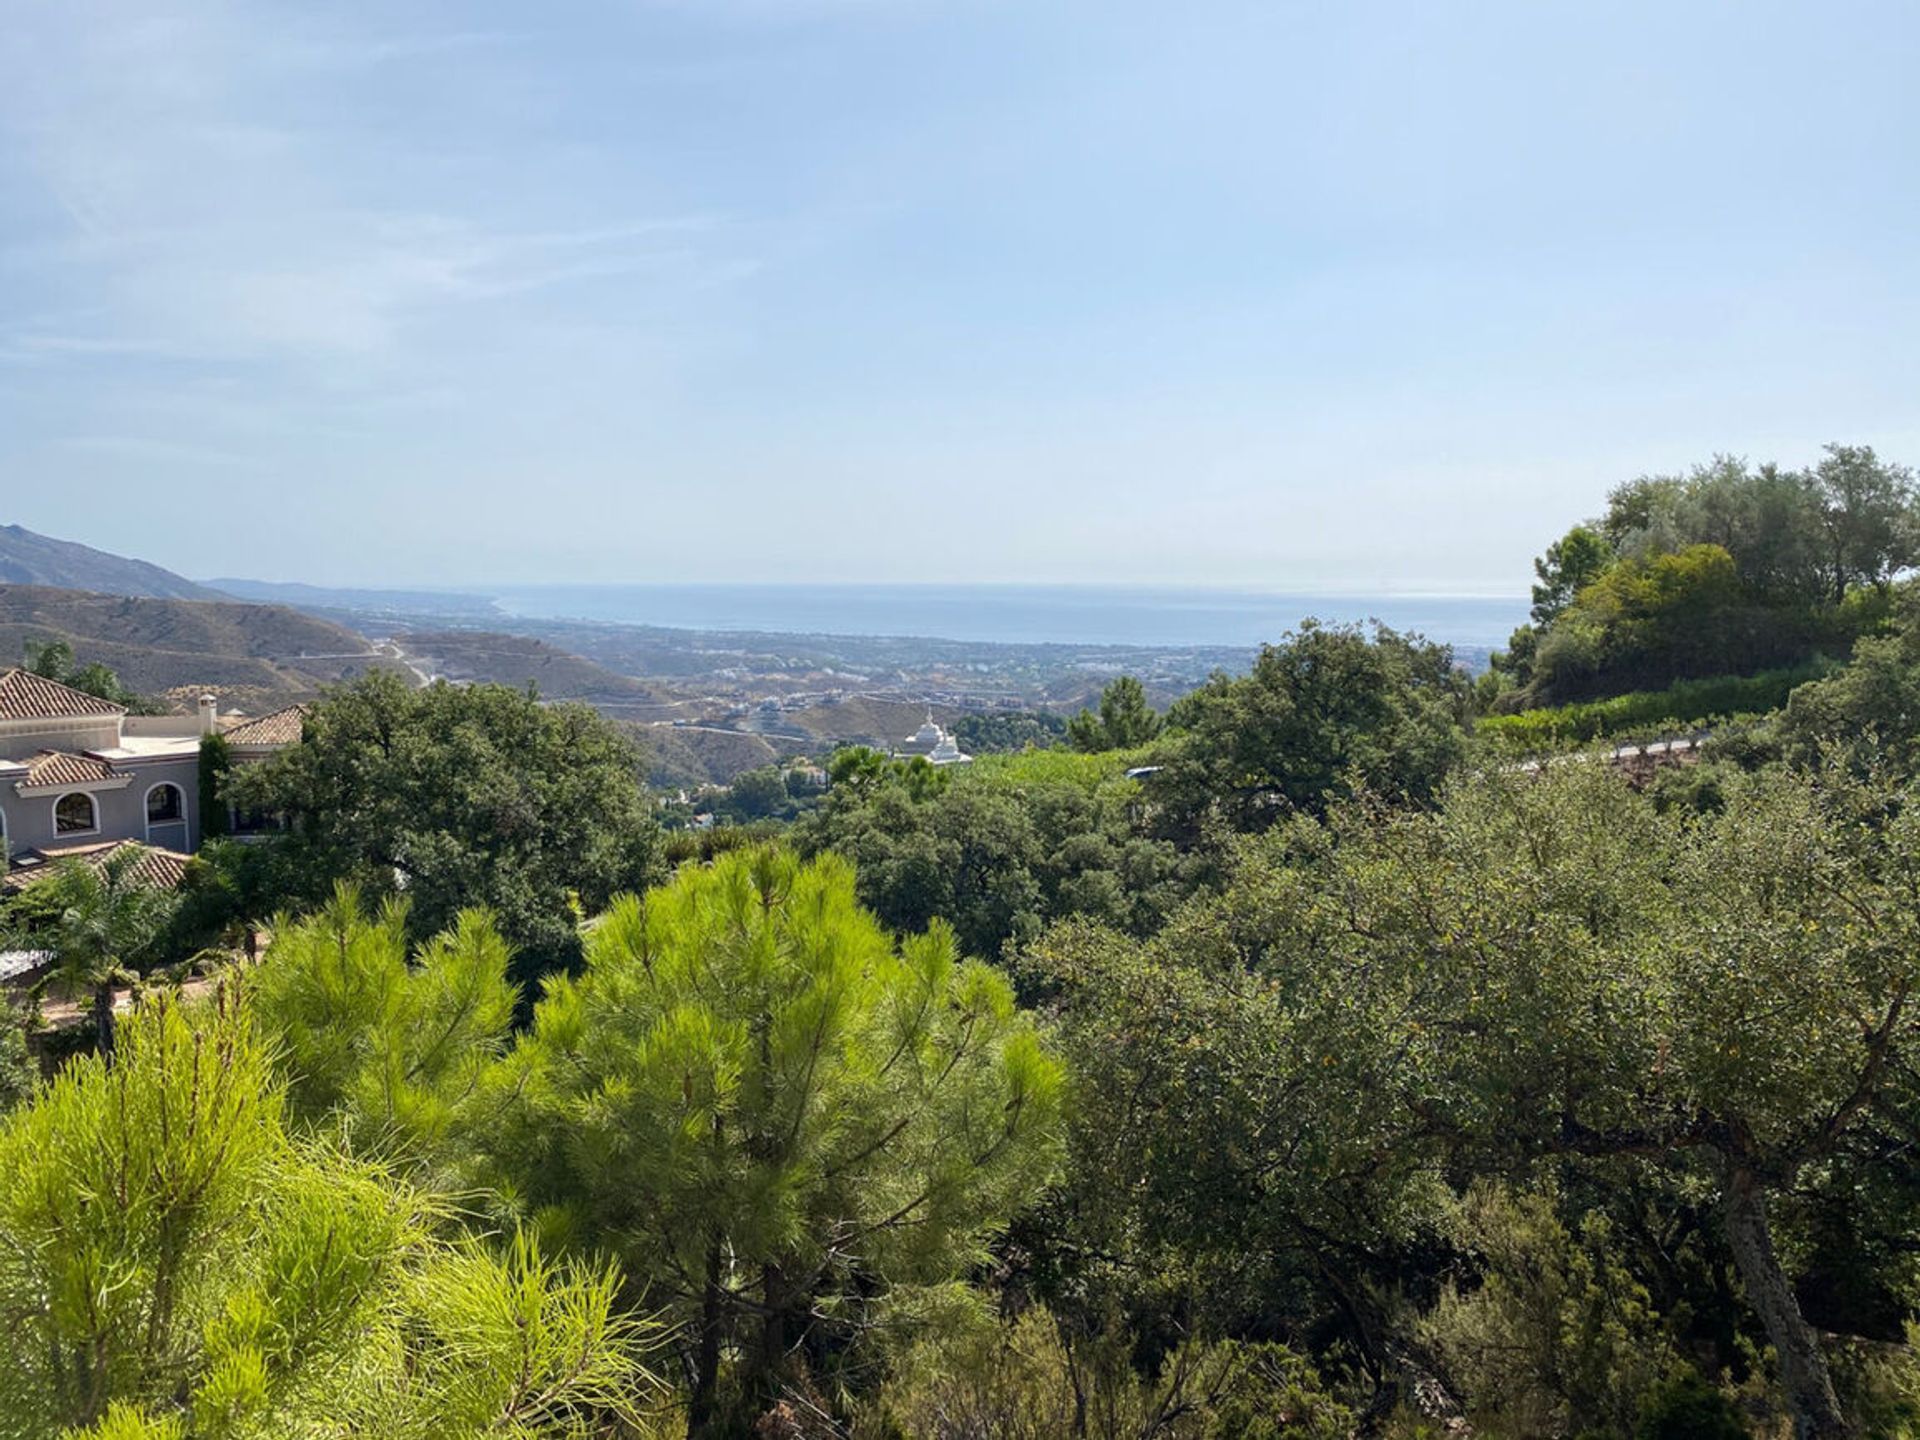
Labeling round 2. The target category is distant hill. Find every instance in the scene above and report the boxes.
[0,524,224,601]
[209,577,503,620]
[394,629,665,703]
[630,722,803,789]
[0,584,400,703]
[784,696,965,749]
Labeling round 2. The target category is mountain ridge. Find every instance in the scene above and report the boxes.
[0,583,398,703]
[0,524,225,601]
[208,576,503,619]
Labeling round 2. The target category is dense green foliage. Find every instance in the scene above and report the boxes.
[1492,445,1917,706]
[20,638,159,713]
[1065,675,1162,752]
[19,454,1920,1437]
[251,886,519,1169]
[0,994,37,1114]
[799,744,1189,963]
[863,1302,1353,1439]
[35,846,180,1057]
[1150,621,1470,834]
[0,990,656,1439]
[1032,758,1920,1437]
[698,763,828,824]
[952,707,1066,754]
[228,853,1063,1436]
[1780,587,1920,776]
[1478,662,1831,750]
[224,672,660,979]
[196,732,231,840]
[472,849,1064,1430]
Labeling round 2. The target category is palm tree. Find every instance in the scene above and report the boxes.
[45,846,178,1059]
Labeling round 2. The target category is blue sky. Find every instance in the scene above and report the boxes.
[2,1,1917,592]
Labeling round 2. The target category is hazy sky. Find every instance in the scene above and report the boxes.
[3,2,1917,592]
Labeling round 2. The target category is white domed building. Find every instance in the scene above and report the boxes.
[894,711,972,766]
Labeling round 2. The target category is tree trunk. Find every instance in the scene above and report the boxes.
[688,1239,724,1438]
[91,984,116,1062]
[759,1261,791,1386]
[1724,1170,1850,1439]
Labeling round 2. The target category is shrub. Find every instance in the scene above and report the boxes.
[1420,1183,1680,1437]
[858,1302,1353,1440]
[1633,1371,1749,1439]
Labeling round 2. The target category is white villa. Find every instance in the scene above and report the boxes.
[893,711,972,767]
[0,668,302,888]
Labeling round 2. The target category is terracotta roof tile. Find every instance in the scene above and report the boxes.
[2,840,191,894]
[221,704,305,747]
[22,750,118,787]
[0,668,125,722]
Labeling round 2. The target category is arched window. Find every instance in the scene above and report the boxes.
[146,783,184,825]
[54,792,97,835]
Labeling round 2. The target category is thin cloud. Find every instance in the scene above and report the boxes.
[55,435,253,467]
[0,6,760,366]
[0,334,232,363]
[283,30,527,69]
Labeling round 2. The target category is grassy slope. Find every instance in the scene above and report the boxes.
[1478,663,1834,751]
[957,745,1154,791]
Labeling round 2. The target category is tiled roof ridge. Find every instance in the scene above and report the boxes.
[221,703,307,746]
[2,838,191,895]
[23,749,119,787]
[0,667,127,722]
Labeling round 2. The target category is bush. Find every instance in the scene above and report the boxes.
[1828,1324,1920,1438]
[1420,1183,1680,1437]
[858,1302,1353,1440]
[0,995,36,1113]
[1634,1371,1749,1439]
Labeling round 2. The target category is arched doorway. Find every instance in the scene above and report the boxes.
[145,781,189,851]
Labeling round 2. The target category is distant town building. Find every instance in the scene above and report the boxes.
[893,711,972,767]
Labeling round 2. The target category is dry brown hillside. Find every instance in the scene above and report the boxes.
[783,696,965,749]
[395,630,665,702]
[632,722,806,789]
[0,584,398,700]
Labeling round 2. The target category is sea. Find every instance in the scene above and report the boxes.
[490,585,1528,652]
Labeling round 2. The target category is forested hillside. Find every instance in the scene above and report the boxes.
[1487,444,1917,709]
[7,450,1920,1439]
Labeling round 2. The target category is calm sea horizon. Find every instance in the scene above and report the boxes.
[491,584,1528,651]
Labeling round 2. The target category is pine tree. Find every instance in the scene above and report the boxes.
[0,987,659,1438]
[472,846,1065,1433]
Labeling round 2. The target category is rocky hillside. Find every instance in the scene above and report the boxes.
[0,524,224,600]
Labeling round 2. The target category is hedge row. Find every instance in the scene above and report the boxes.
[1478,663,1833,752]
